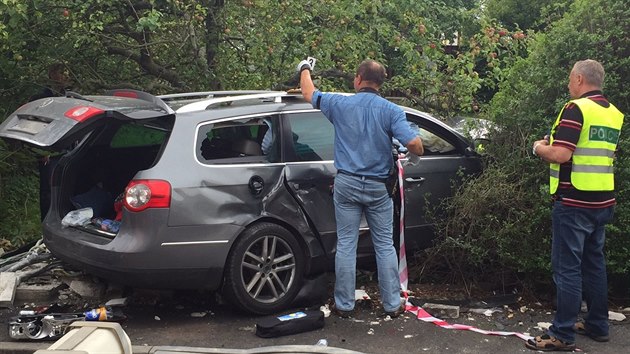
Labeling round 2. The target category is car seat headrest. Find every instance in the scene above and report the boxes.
[232,139,262,156]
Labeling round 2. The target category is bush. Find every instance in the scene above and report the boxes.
[413,0,630,292]
[0,140,41,250]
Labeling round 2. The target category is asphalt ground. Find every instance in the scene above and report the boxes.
[1,277,629,354]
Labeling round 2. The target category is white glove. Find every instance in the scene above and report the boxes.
[296,56,317,73]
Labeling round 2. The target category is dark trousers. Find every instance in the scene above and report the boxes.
[548,201,614,343]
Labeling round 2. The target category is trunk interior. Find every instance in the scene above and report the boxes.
[53,119,172,236]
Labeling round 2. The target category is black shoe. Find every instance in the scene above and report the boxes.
[382,301,406,319]
[331,304,353,318]
[384,306,405,318]
[574,321,609,342]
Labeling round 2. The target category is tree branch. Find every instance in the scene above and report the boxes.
[106,46,185,88]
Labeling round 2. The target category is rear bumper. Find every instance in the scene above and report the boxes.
[43,209,239,290]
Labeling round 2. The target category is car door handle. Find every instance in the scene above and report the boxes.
[405,177,426,184]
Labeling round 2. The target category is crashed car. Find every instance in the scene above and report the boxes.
[0,90,482,314]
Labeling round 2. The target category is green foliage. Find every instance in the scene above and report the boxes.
[0,140,41,248]
[484,0,561,31]
[427,0,630,286]
[217,0,524,118]
[0,0,516,118]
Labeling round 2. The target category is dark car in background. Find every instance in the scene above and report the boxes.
[0,90,482,314]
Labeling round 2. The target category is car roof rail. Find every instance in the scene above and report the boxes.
[173,91,288,113]
[104,89,175,114]
[157,90,280,100]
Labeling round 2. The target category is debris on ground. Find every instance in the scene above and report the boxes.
[355,289,371,301]
[422,303,460,319]
[609,311,626,321]
[3,240,629,346]
[0,239,59,306]
[468,308,502,317]
[105,297,129,307]
[8,304,126,340]
[320,304,331,318]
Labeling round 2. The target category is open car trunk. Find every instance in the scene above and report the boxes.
[0,91,176,238]
[53,118,173,237]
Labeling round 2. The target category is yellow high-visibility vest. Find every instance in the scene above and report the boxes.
[549,97,624,194]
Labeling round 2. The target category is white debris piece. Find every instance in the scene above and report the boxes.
[105,297,128,307]
[320,305,331,318]
[367,328,375,335]
[609,311,626,321]
[190,312,207,318]
[404,334,414,339]
[355,289,371,300]
[154,316,161,321]
[536,322,552,330]
[469,308,502,316]
[370,321,380,325]
[0,272,18,307]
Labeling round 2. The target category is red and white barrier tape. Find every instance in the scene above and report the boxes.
[396,159,532,342]
[396,159,408,293]
[405,304,534,341]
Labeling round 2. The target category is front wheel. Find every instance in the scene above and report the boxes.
[223,222,304,314]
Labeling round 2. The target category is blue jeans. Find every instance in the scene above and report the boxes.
[333,173,400,312]
[548,201,613,343]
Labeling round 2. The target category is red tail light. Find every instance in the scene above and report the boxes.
[64,106,104,122]
[111,90,139,98]
[124,180,171,212]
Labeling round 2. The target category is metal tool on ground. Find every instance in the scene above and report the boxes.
[8,306,126,340]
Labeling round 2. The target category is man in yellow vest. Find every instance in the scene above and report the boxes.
[526,59,624,351]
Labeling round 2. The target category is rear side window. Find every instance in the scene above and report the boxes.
[285,112,334,161]
[196,116,274,164]
[110,124,167,148]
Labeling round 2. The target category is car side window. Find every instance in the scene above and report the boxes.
[110,123,167,148]
[196,116,275,164]
[406,114,456,155]
[285,112,334,162]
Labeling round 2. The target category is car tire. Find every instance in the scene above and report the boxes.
[223,222,304,314]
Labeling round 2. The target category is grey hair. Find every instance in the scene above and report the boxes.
[573,59,605,88]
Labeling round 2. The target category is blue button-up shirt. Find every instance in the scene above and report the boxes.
[312,90,416,179]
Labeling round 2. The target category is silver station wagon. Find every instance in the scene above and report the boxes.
[0,90,482,314]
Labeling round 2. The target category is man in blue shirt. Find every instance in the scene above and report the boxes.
[298,59,423,318]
